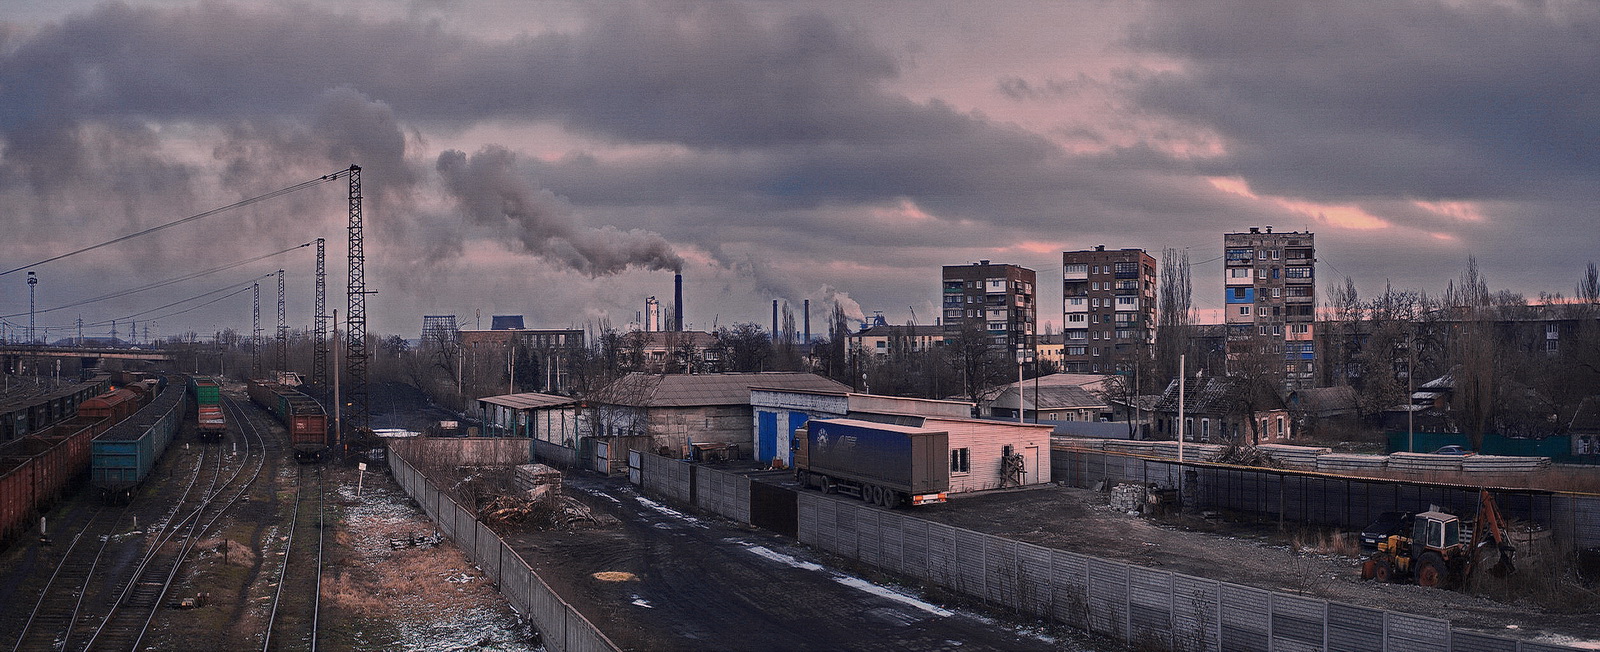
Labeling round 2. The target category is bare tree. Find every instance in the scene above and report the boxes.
[1156,247,1193,388]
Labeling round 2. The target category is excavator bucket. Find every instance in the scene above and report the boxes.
[1489,545,1516,577]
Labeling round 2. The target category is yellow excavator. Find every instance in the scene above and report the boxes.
[1362,488,1517,589]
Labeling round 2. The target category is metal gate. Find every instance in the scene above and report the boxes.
[750,479,798,538]
[628,450,641,485]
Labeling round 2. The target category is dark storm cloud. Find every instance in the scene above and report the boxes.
[1123,0,1600,201]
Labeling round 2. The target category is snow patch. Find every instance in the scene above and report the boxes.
[633,496,705,527]
[742,545,824,571]
[830,575,953,617]
[630,595,654,608]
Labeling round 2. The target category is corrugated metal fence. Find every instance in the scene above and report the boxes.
[626,449,1583,652]
[1053,449,1600,548]
[390,446,618,652]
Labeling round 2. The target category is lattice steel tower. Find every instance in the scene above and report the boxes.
[312,238,328,387]
[252,282,262,376]
[276,269,287,374]
[344,164,369,438]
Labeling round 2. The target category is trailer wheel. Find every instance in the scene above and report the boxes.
[866,485,881,505]
[821,477,835,494]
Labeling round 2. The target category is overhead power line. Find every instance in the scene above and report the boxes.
[0,167,353,278]
[69,273,276,329]
[0,242,313,320]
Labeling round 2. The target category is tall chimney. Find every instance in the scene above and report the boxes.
[772,300,779,341]
[803,299,811,345]
[674,273,684,331]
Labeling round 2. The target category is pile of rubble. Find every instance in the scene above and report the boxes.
[477,464,618,529]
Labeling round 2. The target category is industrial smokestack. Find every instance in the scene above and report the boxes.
[674,273,684,331]
[803,299,811,345]
[772,300,779,341]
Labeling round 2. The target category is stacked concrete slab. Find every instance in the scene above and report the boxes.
[1051,437,1109,451]
[1388,452,1465,474]
[1255,444,1331,470]
[1101,440,1156,456]
[1316,454,1389,473]
[1148,441,1226,462]
[1461,455,1552,473]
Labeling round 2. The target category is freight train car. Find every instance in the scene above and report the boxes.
[248,380,329,461]
[0,384,145,546]
[0,373,112,444]
[91,377,186,503]
[188,376,225,441]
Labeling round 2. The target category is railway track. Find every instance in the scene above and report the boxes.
[261,464,324,651]
[9,444,216,652]
[9,393,269,652]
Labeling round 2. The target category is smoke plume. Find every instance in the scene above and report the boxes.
[436,146,682,275]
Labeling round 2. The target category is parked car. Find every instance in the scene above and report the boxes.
[1360,512,1413,552]
[1430,445,1475,456]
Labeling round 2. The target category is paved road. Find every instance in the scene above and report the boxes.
[503,474,1105,651]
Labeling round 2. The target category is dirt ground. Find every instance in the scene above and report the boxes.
[297,465,537,650]
[476,472,1116,652]
[905,483,1600,650]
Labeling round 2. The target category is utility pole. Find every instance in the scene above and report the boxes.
[312,238,328,387]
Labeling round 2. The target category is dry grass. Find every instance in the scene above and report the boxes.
[1290,529,1362,557]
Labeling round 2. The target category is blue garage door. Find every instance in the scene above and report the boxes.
[757,410,778,463]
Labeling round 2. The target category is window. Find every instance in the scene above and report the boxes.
[1238,306,1251,316]
[951,448,970,473]
[1231,288,1249,300]
[1067,346,1086,355]
[1547,324,1560,339]
[1068,314,1086,323]
[1065,263,1087,274]
[1116,296,1137,306]
[1285,267,1313,279]
[1291,324,1309,334]
[1277,416,1286,439]
[1257,267,1267,279]
[1201,418,1210,440]
[1229,268,1250,278]
[1286,286,1312,297]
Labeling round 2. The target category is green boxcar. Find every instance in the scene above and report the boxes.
[92,377,186,502]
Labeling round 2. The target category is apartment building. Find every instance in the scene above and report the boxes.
[941,261,1036,356]
[1223,227,1316,387]
[1061,246,1157,373]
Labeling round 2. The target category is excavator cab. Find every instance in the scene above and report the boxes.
[1411,511,1462,557]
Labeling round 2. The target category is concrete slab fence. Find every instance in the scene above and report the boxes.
[389,446,619,652]
[625,450,1582,652]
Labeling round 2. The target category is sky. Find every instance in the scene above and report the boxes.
[1,0,1596,343]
